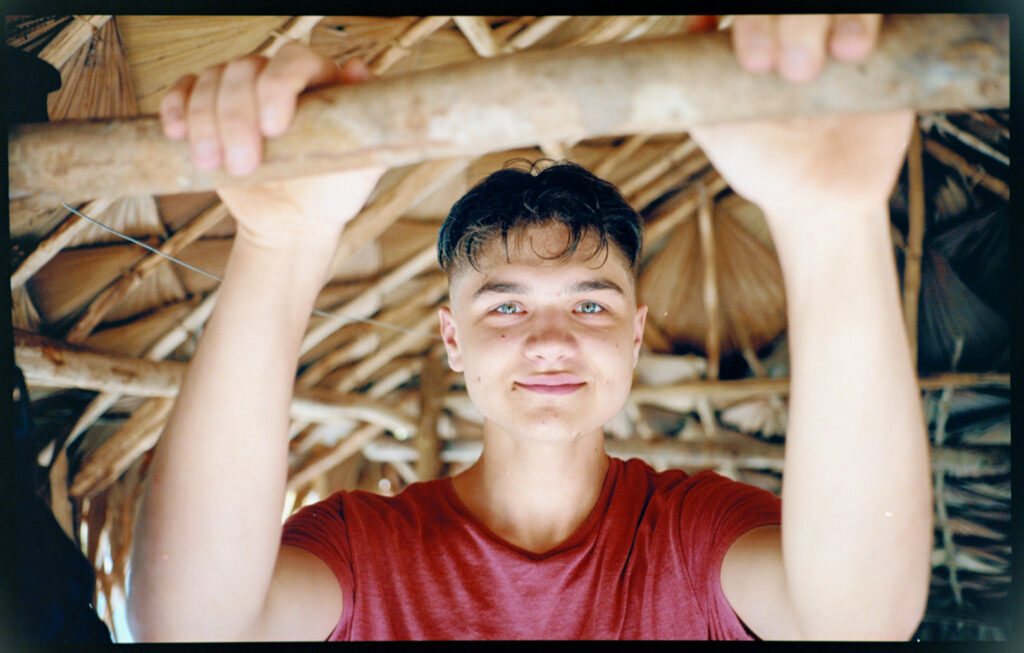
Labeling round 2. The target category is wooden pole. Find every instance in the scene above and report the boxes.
[10,198,115,290]
[18,327,1007,407]
[922,138,1009,200]
[13,329,417,434]
[9,15,1008,210]
[415,348,446,481]
[903,126,925,367]
[358,433,1009,477]
[63,201,228,343]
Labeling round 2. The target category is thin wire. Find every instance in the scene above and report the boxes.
[62,202,442,339]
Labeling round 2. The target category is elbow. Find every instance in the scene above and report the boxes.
[800,589,928,641]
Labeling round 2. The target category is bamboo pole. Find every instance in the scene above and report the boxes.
[18,328,1008,405]
[416,348,446,481]
[287,423,384,492]
[628,152,709,210]
[333,157,471,264]
[10,198,116,290]
[258,16,324,57]
[921,113,1009,167]
[63,201,229,343]
[903,126,925,366]
[330,311,439,395]
[697,185,720,381]
[642,170,727,250]
[70,397,174,499]
[368,16,451,75]
[618,138,699,196]
[37,15,112,68]
[593,133,650,178]
[453,16,501,58]
[297,274,448,388]
[299,244,439,355]
[10,15,1008,210]
[14,329,417,434]
[503,16,570,52]
[564,16,649,47]
[922,138,1009,200]
[359,433,1009,477]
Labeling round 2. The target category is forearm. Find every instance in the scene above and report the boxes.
[128,228,340,640]
[770,206,932,639]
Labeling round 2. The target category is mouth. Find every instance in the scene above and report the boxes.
[515,374,585,395]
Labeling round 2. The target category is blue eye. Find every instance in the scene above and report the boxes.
[577,301,603,314]
[495,303,521,314]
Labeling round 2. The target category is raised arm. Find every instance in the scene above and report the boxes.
[691,15,933,640]
[127,43,384,641]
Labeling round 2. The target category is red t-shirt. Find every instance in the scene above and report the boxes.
[281,456,781,640]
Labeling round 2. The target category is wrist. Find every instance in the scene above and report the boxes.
[764,202,893,280]
[234,219,343,258]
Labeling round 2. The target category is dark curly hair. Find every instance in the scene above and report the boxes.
[437,160,643,277]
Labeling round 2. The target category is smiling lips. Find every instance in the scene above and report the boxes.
[515,373,585,395]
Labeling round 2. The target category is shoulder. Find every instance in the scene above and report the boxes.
[610,458,780,532]
[283,478,450,537]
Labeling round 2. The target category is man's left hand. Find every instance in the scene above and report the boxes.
[729,14,881,83]
[692,14,911,222]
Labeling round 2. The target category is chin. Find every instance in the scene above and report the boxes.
[501,408,614,443]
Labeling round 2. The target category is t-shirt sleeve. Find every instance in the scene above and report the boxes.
[677,470,782,638]
[280,492,354,634]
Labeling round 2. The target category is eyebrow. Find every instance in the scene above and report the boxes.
[471,278,625,299]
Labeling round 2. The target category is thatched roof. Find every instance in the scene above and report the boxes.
[6,15,1010,642]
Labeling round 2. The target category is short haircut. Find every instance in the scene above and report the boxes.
[437,160,643,277]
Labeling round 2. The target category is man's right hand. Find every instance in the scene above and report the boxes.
[159,41,385,247]
[130,42,385,642]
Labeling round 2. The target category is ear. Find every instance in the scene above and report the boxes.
[632,304,648,367]
[438,305,464,373]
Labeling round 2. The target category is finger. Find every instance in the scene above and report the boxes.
[256,41,343,137]
[159,74,197,140]
[187,65,226,170]
[338,56,375,84]
[775,14,831,83]
[828,14,881,61]
[731,16,777,73]
[216,55,268,176]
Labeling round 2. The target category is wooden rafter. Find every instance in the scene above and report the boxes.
[10,15,1008,209]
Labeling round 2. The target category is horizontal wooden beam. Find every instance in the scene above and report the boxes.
[360,433,1009,477]
[17,327,1008,418]
[9,15,1007,210]
[13,329,416,435]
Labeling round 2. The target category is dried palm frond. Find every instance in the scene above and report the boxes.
[11,286,43,331]
[48,18,137,120]
[5,15,72,51]
[116,15,292,114]
[64,195,166,248]
[640,203,785,355]
[100,265,189,324]
[27,239,154,325]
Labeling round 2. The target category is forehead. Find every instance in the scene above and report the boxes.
[448,224,635,301]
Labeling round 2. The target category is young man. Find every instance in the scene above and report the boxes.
[127,15,932,641]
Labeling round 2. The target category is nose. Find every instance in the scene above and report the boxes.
[522,311,578,363]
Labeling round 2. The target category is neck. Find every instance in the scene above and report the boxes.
[452,420,609,554]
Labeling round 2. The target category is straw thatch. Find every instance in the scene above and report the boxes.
[7,16,1011,642]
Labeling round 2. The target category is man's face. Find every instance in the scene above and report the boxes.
[439,223,647,442]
